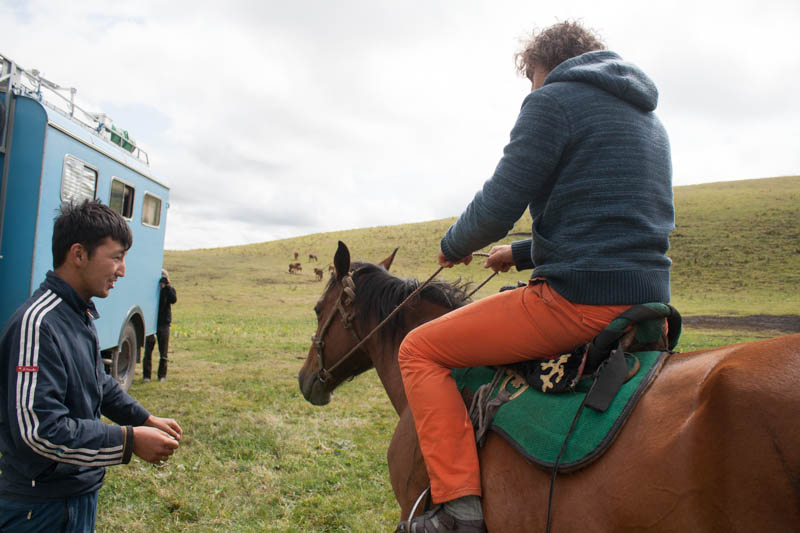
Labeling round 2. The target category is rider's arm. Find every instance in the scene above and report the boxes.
[440,90,568,262]
[511,239,534,270]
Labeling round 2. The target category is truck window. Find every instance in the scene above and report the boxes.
[142,193,162,227]
[110,178,135,219]
[61,154,97,202]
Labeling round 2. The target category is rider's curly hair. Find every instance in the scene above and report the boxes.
[515,20,606,80]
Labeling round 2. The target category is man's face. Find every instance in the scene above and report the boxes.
[78,237,127,300]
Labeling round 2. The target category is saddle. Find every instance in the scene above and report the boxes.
[513,302,681,409]
[454,303,682,472]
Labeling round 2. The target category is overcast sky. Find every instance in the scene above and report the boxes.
[4,0,799,250]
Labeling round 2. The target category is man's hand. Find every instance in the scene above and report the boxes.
[437,248,473,268]
[144,415,182,442]
[132,426,179,464]
[484,245,515,272]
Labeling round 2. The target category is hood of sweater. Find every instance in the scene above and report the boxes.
[544,50,659,111]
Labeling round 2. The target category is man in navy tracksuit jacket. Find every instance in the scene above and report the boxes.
[0,200,183,531]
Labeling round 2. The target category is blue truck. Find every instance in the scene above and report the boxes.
[0,53,170,391]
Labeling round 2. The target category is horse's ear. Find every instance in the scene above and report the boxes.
[379,248,399,271]
[334,241,351,280]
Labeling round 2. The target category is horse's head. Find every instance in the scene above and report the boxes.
[298,241,398,405]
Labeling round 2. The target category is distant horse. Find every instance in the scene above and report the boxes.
[314,267,324,281]
[328,264,335,273]
[309,253,318,262]
[294,251,300,260]
[298,242,800,531]
[288,262,302,274]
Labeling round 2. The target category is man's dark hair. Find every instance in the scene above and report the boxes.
[516,21,606,80]
[52,199,133,268]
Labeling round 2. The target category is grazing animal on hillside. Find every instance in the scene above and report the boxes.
[298,242,800,531]
[309,253,318,262]
[314,267,324,281]
[288,262,302,274]
[328,264,335,273]
[294,251,300,260]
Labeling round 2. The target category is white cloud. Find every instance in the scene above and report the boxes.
[4,0,798,249]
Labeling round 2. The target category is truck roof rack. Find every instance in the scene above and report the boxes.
[0,53,149,165]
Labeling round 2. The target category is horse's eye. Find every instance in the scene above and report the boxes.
[314,305,321,318]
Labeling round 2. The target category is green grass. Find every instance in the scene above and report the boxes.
[95,176,799,531]
[670,176,800,314]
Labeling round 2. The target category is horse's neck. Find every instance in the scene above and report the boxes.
[369,301,455,417]
[372,342,408,416]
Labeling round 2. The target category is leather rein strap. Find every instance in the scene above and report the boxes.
[311,274,361,383]
[312,266,444,383]
[312,265,499,384]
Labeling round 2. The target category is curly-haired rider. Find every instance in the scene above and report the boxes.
[397,21,674,532]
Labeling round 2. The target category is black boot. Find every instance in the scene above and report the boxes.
[396,505,487,533]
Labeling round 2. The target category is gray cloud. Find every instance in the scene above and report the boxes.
[5,0,798,250]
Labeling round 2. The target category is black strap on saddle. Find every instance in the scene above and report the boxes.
[583,303,681,412]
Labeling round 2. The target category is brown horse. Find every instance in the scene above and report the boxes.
[298,242,800,531]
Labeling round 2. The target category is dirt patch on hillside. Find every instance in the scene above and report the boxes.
[683,314,800,333]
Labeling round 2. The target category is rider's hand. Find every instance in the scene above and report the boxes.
[484,245,515,272]
[133,425,180,464]
[437,248,473,268]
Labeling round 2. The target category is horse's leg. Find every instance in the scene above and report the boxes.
[388,408,430,520]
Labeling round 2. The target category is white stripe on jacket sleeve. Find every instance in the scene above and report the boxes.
[15,290,124,466]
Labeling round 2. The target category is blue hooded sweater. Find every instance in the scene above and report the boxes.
[441,51,674,305]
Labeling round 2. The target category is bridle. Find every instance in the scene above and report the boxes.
[311,264,500,385]
[311,272,363,384]
[311,267,444,384]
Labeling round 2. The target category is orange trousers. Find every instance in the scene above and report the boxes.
[398,280,629,503]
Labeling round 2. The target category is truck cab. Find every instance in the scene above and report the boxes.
[0,54,170,391]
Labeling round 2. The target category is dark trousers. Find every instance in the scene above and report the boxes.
[0,490,98,532]
[143,324,170,379]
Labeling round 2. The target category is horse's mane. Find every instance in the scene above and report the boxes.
[330,261,471,341]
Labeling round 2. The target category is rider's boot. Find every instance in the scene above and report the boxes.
[395,495,486,532]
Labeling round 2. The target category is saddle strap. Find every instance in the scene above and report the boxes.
[468,369,509,447]
[584,303,681,375]
[582,302,680,413]
[584,346,628,412]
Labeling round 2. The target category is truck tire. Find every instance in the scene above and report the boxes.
[113,322,138,392]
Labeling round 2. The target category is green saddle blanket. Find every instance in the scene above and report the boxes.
[453,350,670,472]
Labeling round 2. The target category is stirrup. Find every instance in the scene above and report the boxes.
[395,505,487,533]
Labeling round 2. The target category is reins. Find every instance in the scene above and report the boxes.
[314,265,443,383]
[464,252,498,300]
[314,262,500,384]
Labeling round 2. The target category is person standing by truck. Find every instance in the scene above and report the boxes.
[0,200,183,532]
[143,269,177,382]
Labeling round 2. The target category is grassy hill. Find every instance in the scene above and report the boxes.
[98,176,799,532]
[670,176,800,315]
